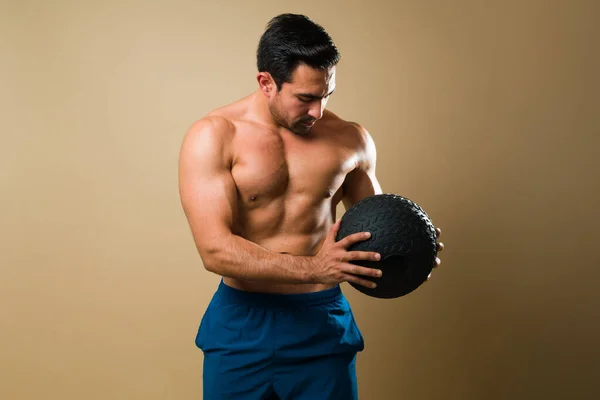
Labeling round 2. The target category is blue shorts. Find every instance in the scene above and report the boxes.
[195,279,365,400]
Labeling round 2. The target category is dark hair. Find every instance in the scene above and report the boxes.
[257,14,340,90]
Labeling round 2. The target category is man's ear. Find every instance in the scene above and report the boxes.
[257,72,275,97]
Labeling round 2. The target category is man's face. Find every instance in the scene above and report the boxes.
[269,64,336,136]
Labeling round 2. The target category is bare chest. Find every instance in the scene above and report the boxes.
[231,129,356,206]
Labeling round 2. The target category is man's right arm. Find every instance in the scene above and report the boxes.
[178,117,316,283]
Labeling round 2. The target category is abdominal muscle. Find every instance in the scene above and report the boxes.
[223,201,340,294]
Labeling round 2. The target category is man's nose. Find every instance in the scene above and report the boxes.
[307,100,324,120]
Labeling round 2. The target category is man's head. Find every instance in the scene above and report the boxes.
[256,14,340,136]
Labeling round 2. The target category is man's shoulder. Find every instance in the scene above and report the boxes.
[321,110,373,145]
[189,95,257,136]
[185,114,235,143]
[188,96,253,137]
[320,111,377,170]
[180,114,238,163]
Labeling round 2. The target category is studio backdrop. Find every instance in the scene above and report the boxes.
[1,1,598,399]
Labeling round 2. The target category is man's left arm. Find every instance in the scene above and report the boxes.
[340,123,444,272]
[341,123,383,209]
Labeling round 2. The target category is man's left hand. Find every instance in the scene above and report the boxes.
[427,227,444,280]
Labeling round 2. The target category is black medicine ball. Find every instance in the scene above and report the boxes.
[336,194,437,299]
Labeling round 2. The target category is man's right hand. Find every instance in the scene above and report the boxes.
[310,218,383,289]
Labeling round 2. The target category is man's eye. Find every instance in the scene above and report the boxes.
[299,97,312,103]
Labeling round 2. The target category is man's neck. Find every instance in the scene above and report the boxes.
[247,90,281,131]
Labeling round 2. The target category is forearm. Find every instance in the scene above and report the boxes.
[201,233,316,283]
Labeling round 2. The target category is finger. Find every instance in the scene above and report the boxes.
[437,242,444,252]
[433,257,441,268]
[345,250,381,263]
[435,227,441,238]
[342,273,378,289]
[339,231,372,248]
[342,263,382,278]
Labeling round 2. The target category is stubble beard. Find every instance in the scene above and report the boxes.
[269,103,312,137]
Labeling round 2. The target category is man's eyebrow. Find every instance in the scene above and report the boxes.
[297,88,336,99]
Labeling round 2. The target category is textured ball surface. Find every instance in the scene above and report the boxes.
[336,194,437,299]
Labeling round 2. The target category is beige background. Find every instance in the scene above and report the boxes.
[1,0,599,399]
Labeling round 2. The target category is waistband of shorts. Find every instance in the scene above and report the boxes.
[214,278,344,308]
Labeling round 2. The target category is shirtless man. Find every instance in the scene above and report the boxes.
[179,13,443,400]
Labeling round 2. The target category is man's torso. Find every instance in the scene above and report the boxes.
[207,100,365,293]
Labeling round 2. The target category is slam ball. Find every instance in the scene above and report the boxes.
[336,194,438,299]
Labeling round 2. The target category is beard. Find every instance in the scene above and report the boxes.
[269,102,315,137]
